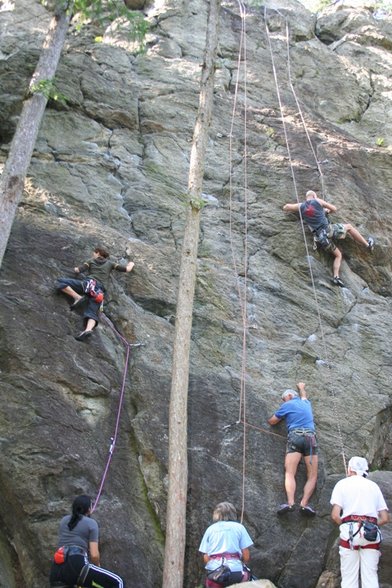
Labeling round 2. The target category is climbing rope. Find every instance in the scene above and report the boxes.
[91,313,143,512]
[229,0,250,522]
[264,7,347,473]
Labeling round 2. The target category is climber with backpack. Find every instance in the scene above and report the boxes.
[56,246,134,341]
[283,190,374,288]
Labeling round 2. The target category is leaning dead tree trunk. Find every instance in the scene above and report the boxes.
[161,2,221,588]
[0,9,70,268]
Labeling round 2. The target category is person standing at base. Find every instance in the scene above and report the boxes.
[330,456,390,588]
[199,502,254,587]
[268,382,318,516]
[49,494,125,588]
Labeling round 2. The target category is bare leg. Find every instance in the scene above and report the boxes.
[344,224,368,247]
[300,454,318,507]
[75,318,97,341]
[84,318,97,333]
[284,452,302,505]
[331,247,342,277]
[60,286,83,302]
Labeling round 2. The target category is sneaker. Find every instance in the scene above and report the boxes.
[332,276,345,287]
[300,505,316,517]
[277,504,295,515]
[75,330,93,342]
[367,237,375,253]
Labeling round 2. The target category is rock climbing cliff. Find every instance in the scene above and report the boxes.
[0,0,391,587]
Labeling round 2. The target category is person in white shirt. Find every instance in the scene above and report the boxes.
[330,456,390,588]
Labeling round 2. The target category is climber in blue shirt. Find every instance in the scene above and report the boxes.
[268,382,318,517]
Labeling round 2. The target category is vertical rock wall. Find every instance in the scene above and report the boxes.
[0,1,391,586]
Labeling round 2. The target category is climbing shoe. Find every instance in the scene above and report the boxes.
[75,330,92,342]
[367,237,375,253]
[332,276,345,288]
[277,504,295,515]
[300,505,316,517]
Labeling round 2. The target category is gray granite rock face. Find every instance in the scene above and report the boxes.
[0,0,391,587]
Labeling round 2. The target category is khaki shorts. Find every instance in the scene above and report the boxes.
[328,223,347,240]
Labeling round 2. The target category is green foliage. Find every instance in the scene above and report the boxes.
[178,192,208,211]
[376,137,385,147]
[30,78,67,104]
[190,196,207,210]
[41,0,149,44]
[375,0,392,11]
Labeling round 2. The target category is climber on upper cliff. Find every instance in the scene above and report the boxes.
[268,382,318,517]
[283,190,374,288]
[56,246,134,342]
[49,494,125,588]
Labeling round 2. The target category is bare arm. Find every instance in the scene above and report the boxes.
[241,547,250,563]
[315,197,337,213]
[297,381,307,400]
[89,541,100,566]
[331,504,342,525]
[283,203,300,213]
[268,415,281,426]
[378,509,390,526]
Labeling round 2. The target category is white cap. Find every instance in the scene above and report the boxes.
[281,389,298,400]
[348,456,369,477]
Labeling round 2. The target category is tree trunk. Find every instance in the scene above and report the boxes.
[161,2,221,588]
[0,9,70,268]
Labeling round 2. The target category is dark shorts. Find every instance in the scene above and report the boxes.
[206,569,249,587]
[56,278,102,324]
[287,429,318,456]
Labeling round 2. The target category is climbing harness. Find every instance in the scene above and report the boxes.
[91,313,144,512]
[82,278,104,303]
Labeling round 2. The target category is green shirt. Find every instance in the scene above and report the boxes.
[79,257,127,290]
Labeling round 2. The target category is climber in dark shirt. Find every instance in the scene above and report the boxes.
[283,190,374,287]
[56,246,134,341]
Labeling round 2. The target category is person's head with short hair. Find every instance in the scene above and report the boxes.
[212,502,238,522]
[306,190,317,200]
[94,247,110,259]
[348,456,369,478]
[281,389,298,402]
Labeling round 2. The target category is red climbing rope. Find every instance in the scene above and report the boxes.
[91,314,138,512]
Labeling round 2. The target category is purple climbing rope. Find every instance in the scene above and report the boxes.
[91,313,132,512]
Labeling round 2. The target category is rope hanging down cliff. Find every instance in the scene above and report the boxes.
[263,6,347,472]
[91,314,143,512]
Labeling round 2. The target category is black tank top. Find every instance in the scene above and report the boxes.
[300,199,328,232]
